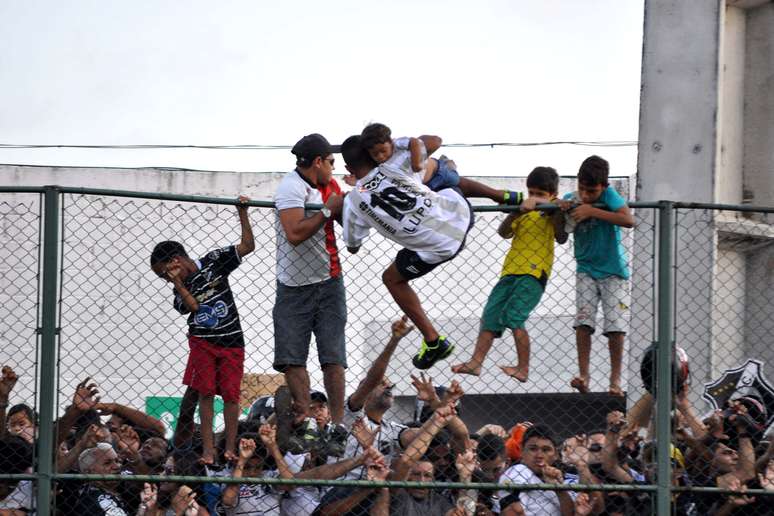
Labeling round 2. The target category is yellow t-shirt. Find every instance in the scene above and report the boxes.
[500,209,556,281]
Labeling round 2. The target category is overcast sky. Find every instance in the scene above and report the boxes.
[0,1,644,176]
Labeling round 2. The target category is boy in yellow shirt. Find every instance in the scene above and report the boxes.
[452,167,567,381]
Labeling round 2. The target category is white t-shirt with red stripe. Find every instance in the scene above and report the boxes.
[274,170,342,286]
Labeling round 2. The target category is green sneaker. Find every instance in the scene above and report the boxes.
[412,336,455,370]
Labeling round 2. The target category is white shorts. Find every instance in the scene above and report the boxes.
[574,273,630,335]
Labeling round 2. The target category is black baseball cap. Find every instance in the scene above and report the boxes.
[291,133,334,164]
[310,391,328,404]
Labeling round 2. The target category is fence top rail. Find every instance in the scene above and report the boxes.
[1,185,773,213]
[45,473,657,492]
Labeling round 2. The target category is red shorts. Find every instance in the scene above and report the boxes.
[183,336,244,403]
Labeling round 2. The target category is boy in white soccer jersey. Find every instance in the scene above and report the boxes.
[360,122,524,205]
[340,134,482,369]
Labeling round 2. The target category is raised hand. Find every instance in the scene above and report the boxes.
[606,410,626,433]
[78,424,102,449]
[433,402,456,424]
[411,373,437,403]
[140,483,158,511]
[352,417,376,448]
[455,448,476,481]
[442,380,464,404]
[239,438,257,462]
[72,378,100,412]
[574,493,593,516]
[0,366,18,400]
[540,465,563,484]
[391,315,415,340]
[366,451,389,481]
[237,195,250,213]
[171,485,199,516]
[116,424,140,455]
[259,423,277,447]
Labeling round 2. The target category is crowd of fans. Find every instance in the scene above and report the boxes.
[2,325,774,515]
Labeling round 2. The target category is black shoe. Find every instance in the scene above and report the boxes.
[412,336,455,370]
[287,419,320,455]
[323,424,349,458]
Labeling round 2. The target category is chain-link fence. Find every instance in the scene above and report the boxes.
[0,185,773,515]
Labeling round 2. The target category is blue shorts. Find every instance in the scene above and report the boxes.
[272,275,347,370]
[426,157,461,192]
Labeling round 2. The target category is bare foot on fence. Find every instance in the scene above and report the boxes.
[199,449,215,466]
[608,384,624,397]
[499,365,528,383]
[451,360,482,376]
[570,376,590,394]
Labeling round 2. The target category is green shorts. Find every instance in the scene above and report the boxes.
[481,274,545,337]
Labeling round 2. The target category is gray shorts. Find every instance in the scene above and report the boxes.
[272,275,347,370]
[574,273,630,335]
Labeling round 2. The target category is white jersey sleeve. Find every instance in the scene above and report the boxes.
[342,192,372,249]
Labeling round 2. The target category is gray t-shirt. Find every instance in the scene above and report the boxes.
[390,490,454,516]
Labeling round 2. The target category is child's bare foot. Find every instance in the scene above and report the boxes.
[499,365,528,382]
[570,376,590,394]
[608,384,624,397]
[451,360,482,376]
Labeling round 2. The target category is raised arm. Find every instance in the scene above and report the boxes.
[393,403,454,480]
[418,135,442,155]
[409,138,426,173]
[235,195,256,258]
[222,438,255,508]
[260,424,295,488]
[601,411,634,483]
[98,402,166,437]
[278,193,342,246]
[55,378,100,447]
[551,206,568,244]
[0,366,18,438]
[168,265,199,313]
[348,317,414,411]
[298,446,378,481]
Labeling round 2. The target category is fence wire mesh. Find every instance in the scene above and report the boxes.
[1,185,773,516]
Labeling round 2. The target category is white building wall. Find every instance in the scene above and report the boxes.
[0,165,634,417]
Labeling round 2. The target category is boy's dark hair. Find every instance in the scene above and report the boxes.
[526,166,559,194]
[0,435,33,474]
[150,241,188,267]
[360,123,392,150]
[578,155,610,186]
[341,135,378,171]
[522,423,558,448]
[8,403,37,426]
[477,433,506,462]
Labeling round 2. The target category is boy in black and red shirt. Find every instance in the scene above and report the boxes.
[150,196,255,464]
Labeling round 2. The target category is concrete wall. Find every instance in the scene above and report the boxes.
[635,0,723,403]
[637,0,774,413]
[743,3,774,207]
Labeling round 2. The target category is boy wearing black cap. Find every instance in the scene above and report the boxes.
[273,134,348,455]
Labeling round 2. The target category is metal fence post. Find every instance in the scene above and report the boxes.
[655,200,674,515]
[36,186,60,516]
